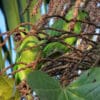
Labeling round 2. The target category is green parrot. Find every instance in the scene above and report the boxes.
[13,27,40,84]
[63,8,88,45]
[42,8,88,58]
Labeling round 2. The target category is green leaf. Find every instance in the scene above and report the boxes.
[0,75,20,100]
[67,67,100,100]
[27,68,100,100]
[69,67,100,86]
[27,71,62,100]
[27,70,81,100]
[27,70,83,100]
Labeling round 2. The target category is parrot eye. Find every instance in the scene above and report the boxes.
[14,32,22,42]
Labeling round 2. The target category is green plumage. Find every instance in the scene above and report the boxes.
[14,29,40,84]
[43,8,88,58]
[64,8,88,45]
[43,42,67,58]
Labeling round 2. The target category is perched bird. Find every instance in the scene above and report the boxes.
[43,8,88,58]
[13,27,40,84]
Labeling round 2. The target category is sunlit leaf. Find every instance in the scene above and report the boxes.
[0,75,20,100]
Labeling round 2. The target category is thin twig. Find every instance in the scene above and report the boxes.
[45,15,100,28]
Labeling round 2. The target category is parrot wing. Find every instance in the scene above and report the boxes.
[14,35,40,84]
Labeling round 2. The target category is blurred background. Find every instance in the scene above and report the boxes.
[0,0,49,74]
[0,0,100,75]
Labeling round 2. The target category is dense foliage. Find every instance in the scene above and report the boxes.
[0,0,100,100]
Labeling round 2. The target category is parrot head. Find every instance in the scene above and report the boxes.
[13,27,30,53]
[14,27,27,42]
